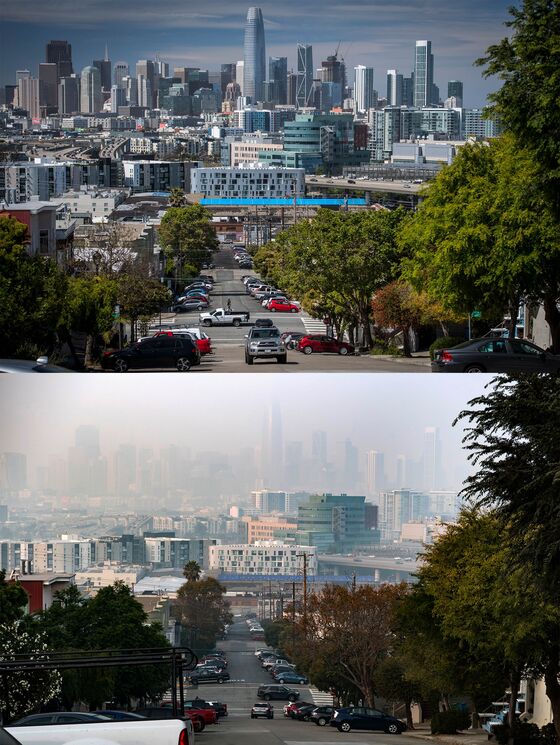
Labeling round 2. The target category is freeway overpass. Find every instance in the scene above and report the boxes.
[317,554,421,581]
[305,176,424,197]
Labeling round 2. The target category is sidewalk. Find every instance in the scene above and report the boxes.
[407,724,489,745]
[366,353,431,369]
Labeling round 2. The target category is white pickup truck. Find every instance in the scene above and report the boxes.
[199,308,250,327]
[5,719,191,745]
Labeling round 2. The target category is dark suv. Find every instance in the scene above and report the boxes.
[102,336,200,372]
[330,707,407,734]
[257,685,300,702]
[187,668,230,684]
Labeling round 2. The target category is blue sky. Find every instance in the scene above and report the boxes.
[0,0,513,106]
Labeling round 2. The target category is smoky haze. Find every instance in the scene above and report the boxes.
[0,375,491,508]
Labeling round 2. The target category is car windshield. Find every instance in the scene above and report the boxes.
[251,329,279,339]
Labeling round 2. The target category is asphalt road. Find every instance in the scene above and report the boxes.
[143,246,430,374]
[190,619,420,745]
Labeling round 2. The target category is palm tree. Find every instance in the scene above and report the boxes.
[183,561,201,582]
[169,188,187,208]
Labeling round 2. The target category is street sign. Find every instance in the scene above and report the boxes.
[471,311,482,319]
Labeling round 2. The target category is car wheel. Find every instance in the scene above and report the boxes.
[269,714,274,719]
[288,695,297,702]
[217,677,224,683]
[277,355,287,364]
[246,355,254,365]
[464,364,485,373]
[339,346,349,355]
[386,724,400,734]
[251,714,255,719]
[114,359,128,373]
[270,307,276,312]
[303,346,313,355]
[264,694,271,701]
[291,307,297,313]
[197,719,205,732]
[176,357,191,372]
[317,717,327,726]
[233,318,241,327]
[278,679,285,684]
[202,319,212,327]
[339,722,352,733]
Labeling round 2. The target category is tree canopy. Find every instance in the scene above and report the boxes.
[174,576,232,656]
[158,204,219,282]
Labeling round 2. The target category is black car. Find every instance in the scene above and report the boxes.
[92,711,147,721]
[188,668,230,684]
[330,707,407,734]
[257,685,300,702]
[255,318,274,328]
[431,337,560,373]
[206,701,228,718]
[10,713,110,726]
[291,704,316,721]
[101,336,200,372]
[310,705,335,726]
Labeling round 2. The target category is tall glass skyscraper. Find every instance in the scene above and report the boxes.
[413,40,434,108]
[243,7,266,103]
[354,65,375,113]
[296,44,313,108]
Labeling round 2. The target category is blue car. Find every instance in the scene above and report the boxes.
[272,671,308,685]
[330,707,407,734]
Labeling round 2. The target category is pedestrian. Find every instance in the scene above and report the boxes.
[226,298,232,313]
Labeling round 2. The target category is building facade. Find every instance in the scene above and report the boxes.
[209,541,317,575]
[243,7,266,103]
[191,164,305,199]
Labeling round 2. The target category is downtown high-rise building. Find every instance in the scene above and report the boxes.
[422,426,442,492]
[58,75,80,115]
[413,40,434,108]
[296,44,313,108]
[260,403,283,487]
[269,56,288,104]
[366,450,385,498]
[236,61,245,96]
[354,65,375,113]
[38,63,58,112]
[93,46,112,91]
[243,7,266,103]
[80,65,102,113]
[136,59,157,108]
[113,62,129,89]
[386,69,403,106]
[46,40,73,80]
[320,54,346,107]
[447,80,463,107]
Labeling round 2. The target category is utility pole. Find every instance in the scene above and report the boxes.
[297,551,309,624]
[291,581,296,649]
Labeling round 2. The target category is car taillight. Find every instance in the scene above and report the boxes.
[103,350,113,357]
[178,726,189,745]
[441,351,453,362]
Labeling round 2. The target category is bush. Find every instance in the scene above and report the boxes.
[369,339,403,356]
[429,336,465,360]
[431,709,471,734]
[494,722,542,745]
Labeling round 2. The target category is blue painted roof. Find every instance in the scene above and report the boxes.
[200,198,367,206]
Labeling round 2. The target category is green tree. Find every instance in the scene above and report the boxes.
[0,216,67,358]
[476,0,560,201]
[371,281,426,357]
[456,375,560,738]
[168,188,188,208]
[254,209,405,347]
[158,205,219,283]
[116,274,171,342]
[400,137,560,348]
[0,570,28,623]
[174,577,233,656]
[182,561,201,582]
[374,657,420,729]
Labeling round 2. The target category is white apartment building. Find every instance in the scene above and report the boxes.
[122,160,193,192]
[64,188,128,222]
[75,563,147,590]
[191,164,305,199]
[128,137,176,158]
[230,140,283,166]
[209,542,317,575]
[33,540,93,573]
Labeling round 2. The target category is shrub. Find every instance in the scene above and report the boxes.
[429,336,465,360]
[431,709,471,734]
[494,722,542,745]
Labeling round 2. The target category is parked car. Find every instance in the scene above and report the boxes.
[273,670,308,685]
[153,328,212,356]
[136,706,204,732]
[172,300,209,312]
[101,336,200,372]
[10,714,111,726]
[188,668,230,684]
[262,657,292,670]
[245,326,287,364]
[257,685,300,702]
[297,335,355,356]
[431,337,560,373]
[182,700,218,724]
[0,357,73,373]
[330,707,407,734]
[200,308,250,327]
[251,703,274,719]
[291,704,317,721]
[268,299,300,313]
[206,701,228,718]
[92,711,147,721]
[281,331,306,350]
[310,705,335,726]
[284,701,313,718]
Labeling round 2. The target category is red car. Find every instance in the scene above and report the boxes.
[297,335,355,355]
[284,701,313,718]
[183,702,217,725]
[154,330,212,356]
[268,299,300,313]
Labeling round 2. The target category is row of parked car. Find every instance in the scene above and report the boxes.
[186,649,230,684]
[283,701,407,733]
[172,275,215,314]
[242,276,301,314]
[232,245,253,270]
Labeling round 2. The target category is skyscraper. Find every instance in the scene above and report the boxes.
[354,65,375,113]
[38,63,58,112]
[447,80,463,107]
[136,60,157,108]
[236,61,245,95]
[413,40,434,108]
[93,46,112,91]
[113,62,129,89]
[320,55,346,107]
[46,40,73,80]
[386,69,403,106]
[243,7,266,103]
[296,44,313,108]
[18,76,40,118]
[366,450,385,497]
[423,426,442,492]
[80,66,102,113]
[261,403,283,486]
[269,56,288,104]
[58,76,80,115]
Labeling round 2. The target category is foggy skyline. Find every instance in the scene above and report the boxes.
[0,375,492,501]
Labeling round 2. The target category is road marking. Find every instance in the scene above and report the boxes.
[301,317,327,333]
[309,687,335,706]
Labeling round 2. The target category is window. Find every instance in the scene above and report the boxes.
[39,230,49,255]
[510,340,542,356]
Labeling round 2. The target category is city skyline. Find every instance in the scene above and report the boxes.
[1,0,513,106]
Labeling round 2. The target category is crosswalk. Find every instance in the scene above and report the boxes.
[309,687,335,706]
[301,316,327,334]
